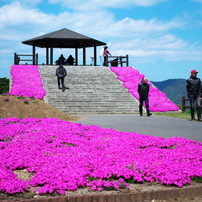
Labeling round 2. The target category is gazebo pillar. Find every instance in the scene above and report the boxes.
[32,44,36,65]
[83,42,86,66]
[46,47,49,65]
[93,44,97,66]
[75,47,78,65]
[50,42,53,65]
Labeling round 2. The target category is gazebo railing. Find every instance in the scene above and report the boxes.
[106,55,129,67]
[14,53,38,65]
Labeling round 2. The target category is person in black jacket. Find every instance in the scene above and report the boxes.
[55,54,66,65]
[186,70,201,121]
[66,55,75,65]
[56,64,67,92]
[138,77,152,117]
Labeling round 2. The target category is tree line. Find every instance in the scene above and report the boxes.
[0,78,9,94]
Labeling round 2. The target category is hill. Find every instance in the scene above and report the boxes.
[0,94,81,121]
[151,79,187,105]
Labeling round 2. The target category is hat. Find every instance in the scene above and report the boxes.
[191,70,198,74]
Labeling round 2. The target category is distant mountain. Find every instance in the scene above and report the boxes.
[151,79,187,105]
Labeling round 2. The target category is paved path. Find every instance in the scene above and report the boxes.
[74,114,202,142]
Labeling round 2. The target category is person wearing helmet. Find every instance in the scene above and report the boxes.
[186,70,201,121]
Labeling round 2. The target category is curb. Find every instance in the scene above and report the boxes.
[1,185,202,202]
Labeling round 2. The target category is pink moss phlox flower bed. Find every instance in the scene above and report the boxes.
[110,67,180,112]
[0,118,201,194]
[9,65,46,99]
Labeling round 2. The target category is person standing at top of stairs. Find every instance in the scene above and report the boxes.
[103,46,111,66]
[99,46,104,66]
[56,64,67,92]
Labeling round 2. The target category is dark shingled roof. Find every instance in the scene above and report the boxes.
[22,28,106,48]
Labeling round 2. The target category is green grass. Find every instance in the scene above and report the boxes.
[73,112,192,119]
[153,111,191,119]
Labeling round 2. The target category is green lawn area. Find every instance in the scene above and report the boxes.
[153,111,191,119]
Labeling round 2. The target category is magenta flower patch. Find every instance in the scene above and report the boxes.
[110,67,180,112]
[9,65,46,99]
[3,97,9,101]
[0,118,201,194]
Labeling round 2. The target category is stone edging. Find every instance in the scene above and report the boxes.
[1,185,202,202]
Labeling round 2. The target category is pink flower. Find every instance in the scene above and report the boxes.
[110,67,180,112]
[0,117,201,194]
[9,65,46,99]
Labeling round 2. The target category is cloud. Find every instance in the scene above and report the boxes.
[0,2,55,28]
[48,0,168,11]
[110,34,202,62]
[0,0,42,6]
[0,1,185,42]
[1,0,169,12]
[112,35,184,50]
[97,17,186,39]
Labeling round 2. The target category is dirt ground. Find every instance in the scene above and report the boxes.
[0,94,201,201]
[0,94,81,121]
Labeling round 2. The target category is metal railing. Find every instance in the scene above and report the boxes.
[14,53,38,65]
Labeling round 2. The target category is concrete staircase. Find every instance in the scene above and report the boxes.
[39,65,140,114]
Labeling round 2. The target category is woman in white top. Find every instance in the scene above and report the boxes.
[99,47,104,66]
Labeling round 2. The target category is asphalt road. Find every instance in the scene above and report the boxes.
[74,114,202,142]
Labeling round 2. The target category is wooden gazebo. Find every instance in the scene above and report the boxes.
[22,28,106,66]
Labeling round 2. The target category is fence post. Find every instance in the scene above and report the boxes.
[182,96,185,113]
[126,55,129,67]
[120,56,122,67]
[36,54,38,65]
[14,53,16,65]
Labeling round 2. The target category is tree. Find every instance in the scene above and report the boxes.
[0,78,9,94]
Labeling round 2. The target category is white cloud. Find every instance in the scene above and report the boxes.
[1,0,169,12]
[1,0,42,6]
[48,0,168,11]
[98,17,186,39]
[110,34,202,62]
[110,34,187,53]
[0,1,185,42]
[0,2,55,28]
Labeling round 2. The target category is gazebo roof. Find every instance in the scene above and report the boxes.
[22,28,106,48]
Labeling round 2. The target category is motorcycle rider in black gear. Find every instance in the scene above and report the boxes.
[186,70,201,121]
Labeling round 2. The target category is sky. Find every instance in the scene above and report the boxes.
[0,0,202,81]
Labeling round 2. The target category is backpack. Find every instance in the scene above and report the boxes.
[140,84,147,94]
[57,67,66,77]
[139,83,148,96]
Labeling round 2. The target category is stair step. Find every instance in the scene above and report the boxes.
[39,65,141,114]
